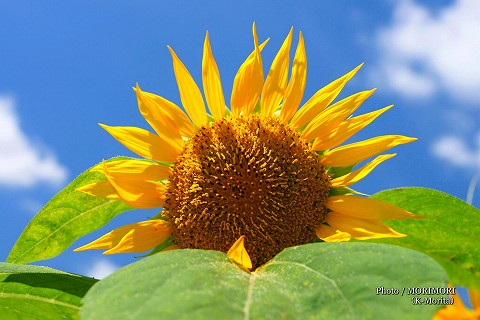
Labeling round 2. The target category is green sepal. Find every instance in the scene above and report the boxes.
[296,122,308,134]
[252,98,262,114]
[327,164,356,178]
[223,106,232,117]
[142,237,177,257]
[206,113,215,124]
[328,187,356,197]
[151,211,168,220]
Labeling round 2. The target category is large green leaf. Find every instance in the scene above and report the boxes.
[370,187,480,290]
[81,243,448,319]
[7,157,132,264]
[0,262,97,320]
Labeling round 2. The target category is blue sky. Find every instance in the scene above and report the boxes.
[1,0,478,293]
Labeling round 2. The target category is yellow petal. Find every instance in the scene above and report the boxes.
[280,32,307,123]
[321,135,417,167]
[134,85,185,151]
[74,223,136,251]
[99,124,181,163]
[76,180,119,200]
[227,235,252,270]
[242,37,270,61]
[202,31,226,121]
[316,224,351,242]
[312,105,393,151]
[105,220,172,254]
[326,212,406,240]
[469,289,480,310]
[102,161,167,208]
[330,154,396,187]
[302,89,376,141]
[139,89,195,138]
[168,45,208,128]
[260,27,293,118]
[230,22,264,117]
[74,220,171,254]
[326,195,419,220]
[434,306,474,320]
[433,286,475,320]
[90,159,171,181]
[290,63,363,129]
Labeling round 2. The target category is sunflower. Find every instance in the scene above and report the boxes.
[75,23,418,270]
[434,286,480,319]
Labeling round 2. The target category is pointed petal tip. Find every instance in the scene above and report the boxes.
[204,31,210,45]
[362,88,377,98]
[252,22,260,48]
[400,136,419,144]
[410,214,424,219]
[348,63,364,75]
[73,242,101,252]
[166,45,176,56]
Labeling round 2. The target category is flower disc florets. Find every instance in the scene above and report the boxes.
[163,116,330,267]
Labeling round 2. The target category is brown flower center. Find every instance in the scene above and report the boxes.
[163,116,330,268]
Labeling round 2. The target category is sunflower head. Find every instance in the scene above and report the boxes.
[75,23,418,270]
[163,116,330,267]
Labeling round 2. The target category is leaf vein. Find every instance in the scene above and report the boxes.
[0,293,80,310]
[10,200,118,263]
[268,260,354,318]
[243,272,257,320]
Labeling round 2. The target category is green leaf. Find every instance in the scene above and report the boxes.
[370,187,480,290]
[0,262,97,320]
[81,243,447,319]
[7,157,132,264]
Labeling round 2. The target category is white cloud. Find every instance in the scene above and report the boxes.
[432,133,480,170]
[84,259,119,280]
[371,0,480,103]
[0,96,68,187]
